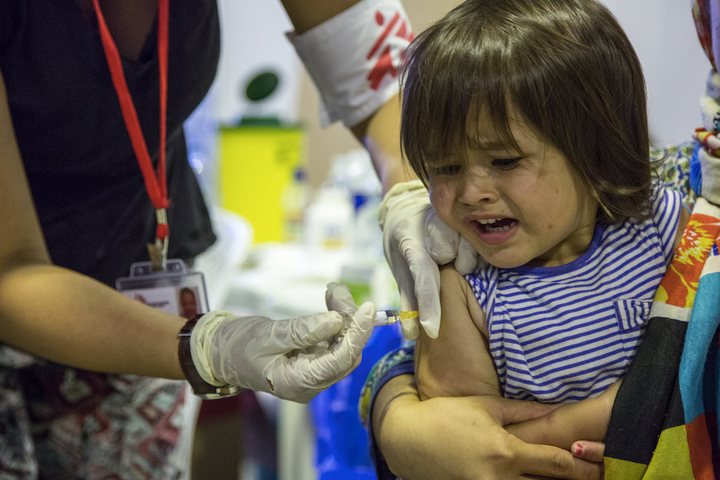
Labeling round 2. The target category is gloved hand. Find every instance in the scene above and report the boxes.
[325,282,360,340]
[426,208,483,275]
[190,304,375,404]
[378,180,480,340]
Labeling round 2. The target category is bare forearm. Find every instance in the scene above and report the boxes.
[373,375,419,461]
[506,383,619,449]
[506,399,608,449]
[279,0,361,34]
[0,263,185,379]
[374,374,437,479]
[352,99,417,195]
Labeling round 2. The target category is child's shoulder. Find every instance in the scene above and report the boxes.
[619,181,684,262]
[440,263,486,309]
[440,262,475,288]
[620,181,682,230]
[648,181,684,221]
[439,263,488,337]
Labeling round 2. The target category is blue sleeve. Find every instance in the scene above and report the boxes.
[690,141,704,197]
[359,343,416,480]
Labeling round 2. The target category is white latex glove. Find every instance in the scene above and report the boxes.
[325,282,360,340]
[425,208,482,275]
[190,306,375,404]
[379,180,479,340]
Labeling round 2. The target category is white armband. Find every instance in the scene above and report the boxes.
[287,0,413,128]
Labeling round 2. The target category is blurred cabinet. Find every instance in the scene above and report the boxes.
[219,125,305,244]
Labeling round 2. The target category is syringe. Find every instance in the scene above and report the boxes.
[338,310,419,327]
[373,310,419,326]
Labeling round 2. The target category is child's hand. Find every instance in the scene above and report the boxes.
[571,441,605,463]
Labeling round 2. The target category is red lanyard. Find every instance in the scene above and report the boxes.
[92,0,170,268]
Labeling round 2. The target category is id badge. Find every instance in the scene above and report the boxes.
[116,259,209,319]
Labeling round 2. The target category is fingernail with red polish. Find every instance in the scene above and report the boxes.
[573,443,584,456]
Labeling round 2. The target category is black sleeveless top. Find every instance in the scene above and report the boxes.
[0,0,219,286]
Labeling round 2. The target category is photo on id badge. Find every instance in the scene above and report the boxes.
[116,259,209,318]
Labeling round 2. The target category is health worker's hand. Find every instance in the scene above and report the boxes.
[325,282,364,340]
[190,305,375,403]
[379,180,479,340]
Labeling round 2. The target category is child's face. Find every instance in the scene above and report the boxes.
[428,107,598,269]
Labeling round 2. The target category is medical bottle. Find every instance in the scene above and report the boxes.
[280,166,312,243]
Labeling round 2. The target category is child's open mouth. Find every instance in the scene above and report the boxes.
[478,218,519,233]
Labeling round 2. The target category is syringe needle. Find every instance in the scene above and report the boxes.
[373,310,419,326]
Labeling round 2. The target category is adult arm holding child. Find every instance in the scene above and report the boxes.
[372,371,604,480]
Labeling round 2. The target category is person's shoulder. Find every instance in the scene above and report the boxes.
[638,180,684,259]
[440,262,472,291]
[440,263,480,302]
[649,181,683,218]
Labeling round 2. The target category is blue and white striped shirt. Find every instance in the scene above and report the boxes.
[465,185,682,403]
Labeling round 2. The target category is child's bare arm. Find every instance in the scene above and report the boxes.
[415,264,500,400]
[506,380,620,449]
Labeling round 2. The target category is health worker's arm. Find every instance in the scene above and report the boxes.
[0,71,186,379]
[280,0,479,341]
[0,64,375,404]
[279,0,415,194]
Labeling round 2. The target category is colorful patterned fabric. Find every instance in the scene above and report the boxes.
[651,143,696,206]
[359,343,415,426]
[604,197,720,479]
[692,0,717,72]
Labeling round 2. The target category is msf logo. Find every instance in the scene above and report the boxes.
[366,10,414,90]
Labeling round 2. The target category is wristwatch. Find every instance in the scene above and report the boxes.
[178,314,241,399]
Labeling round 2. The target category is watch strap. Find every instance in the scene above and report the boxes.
[178,314,241,399]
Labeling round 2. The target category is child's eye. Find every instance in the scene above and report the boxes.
[430,164,462,176]
[492,157,520,170]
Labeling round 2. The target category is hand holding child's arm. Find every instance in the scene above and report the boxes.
[373,374,603,480]
[506,380,621,450]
